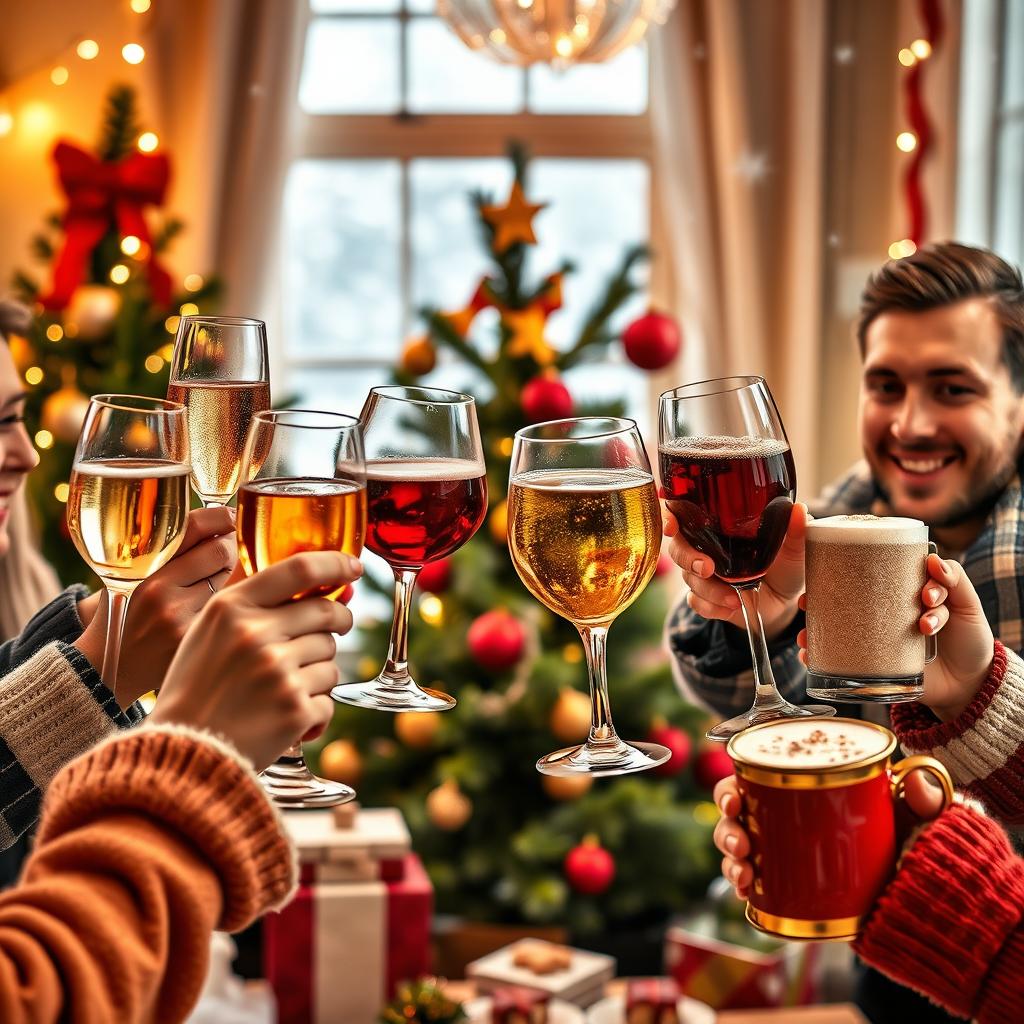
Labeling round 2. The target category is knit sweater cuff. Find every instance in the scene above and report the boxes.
[853,804,1024,1019]
[0,642,128,790]
[891,643,1024,822]
[37,726,298,931]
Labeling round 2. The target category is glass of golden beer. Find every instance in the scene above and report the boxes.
[67,395,191,694]
[236,409,367,808]
[507,417,670,776]
[167,316,270,508]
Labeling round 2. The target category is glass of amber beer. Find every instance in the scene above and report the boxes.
[236,409,368,808]
[508,417,670,776]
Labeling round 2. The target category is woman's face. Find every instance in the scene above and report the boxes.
[0,344,39,555]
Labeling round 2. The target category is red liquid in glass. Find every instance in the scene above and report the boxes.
[366,459,488,568]
[659,436,796,583]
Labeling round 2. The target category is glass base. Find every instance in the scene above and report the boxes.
[259,756,356,809]
[807,671,924,704]
[706,701,837,743]
[536,739,671,778]
[331,676,456,712]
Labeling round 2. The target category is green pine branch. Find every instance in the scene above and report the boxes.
[153,218,185,253]
[422,308,492,374]
[97,85,141,162]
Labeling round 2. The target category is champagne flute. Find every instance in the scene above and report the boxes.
[236,409,368,809]
[507,417,670,776]
[659,376,836,741]
[332,386,487,713]
[167,315,270,508]
[67,395,190,692]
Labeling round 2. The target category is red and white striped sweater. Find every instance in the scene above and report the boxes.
[853,641,1024,1023]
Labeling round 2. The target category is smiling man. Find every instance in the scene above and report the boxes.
[664,242,1024,1024]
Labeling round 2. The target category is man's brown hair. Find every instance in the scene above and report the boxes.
[857,242,1024,392]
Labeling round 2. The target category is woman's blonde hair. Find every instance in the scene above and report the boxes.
[0,299,61,640]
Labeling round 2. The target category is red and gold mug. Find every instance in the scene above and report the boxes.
[726,717,953,941]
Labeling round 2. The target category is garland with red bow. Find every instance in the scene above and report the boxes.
[39,140,173,310]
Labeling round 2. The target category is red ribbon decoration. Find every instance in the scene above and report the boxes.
[39,141,173,310]
[902,0,944,246]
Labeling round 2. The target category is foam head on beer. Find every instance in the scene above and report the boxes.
[730,719,890,769]
[806,513,927,545]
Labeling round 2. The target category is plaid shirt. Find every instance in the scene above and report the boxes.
[665,460,1024,718]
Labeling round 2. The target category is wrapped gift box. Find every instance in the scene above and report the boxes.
[665,920,822,1011]
[467,939,615,1008]
[263,808,433,1024]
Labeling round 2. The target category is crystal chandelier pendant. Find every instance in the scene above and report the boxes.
[438,0,677,67]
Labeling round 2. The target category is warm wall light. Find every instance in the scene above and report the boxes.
[911,38,932,59]
[0,112,12,136]
[130,0,152,11]
[898,48,916,66]
[77,39,100,59]
[888,238,917,260]
[50,66,70,86]
[120,235,142,256]
[896,132,917,152]
[122,43,145,64]
[110,264,130,284]
[137,131,158,152]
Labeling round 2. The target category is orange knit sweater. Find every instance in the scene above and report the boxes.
[0,725,297,1023]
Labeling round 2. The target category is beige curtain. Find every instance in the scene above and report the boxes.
[650,0,827,492]
[152,0,309,326]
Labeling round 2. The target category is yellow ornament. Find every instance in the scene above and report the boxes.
[441,306,478,336]
[42,386,91,442]
[319,739,363,785]
[401,336,437,376]
[504,306,556,366]
[489,499,508,544]
[66,284,121,340]
[481,181,546,253]
[395,710,441,749]
[550,689,592,743]
[543,773,594,801]
[426,779,472,831]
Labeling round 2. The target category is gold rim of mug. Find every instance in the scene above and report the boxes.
[745,904,862,942]
[726,717,897,790]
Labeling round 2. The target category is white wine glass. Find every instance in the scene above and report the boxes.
[167,315,270,508]
[237,409,367,809]
[507,417,670,776]
[67,395,191,694]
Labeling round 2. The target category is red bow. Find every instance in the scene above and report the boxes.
[39,141,173,311]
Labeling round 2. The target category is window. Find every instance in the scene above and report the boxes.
[282,0,656,428]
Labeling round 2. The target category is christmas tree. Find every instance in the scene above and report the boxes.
[10,84,220,583]
[317,148,725,946]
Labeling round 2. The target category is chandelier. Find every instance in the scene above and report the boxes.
[437,0,677,67]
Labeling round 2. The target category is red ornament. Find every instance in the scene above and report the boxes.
[647,721,692,778]
[693,745,735,791]
[565,836,616,895]
[467,609,526,672]
[622,310,681,371]
[521,374,574,423]
[418,557,453,593]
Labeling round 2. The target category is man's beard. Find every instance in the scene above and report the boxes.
[874,455,1020,529]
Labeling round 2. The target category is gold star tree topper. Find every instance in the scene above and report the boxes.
[482,181,546,253]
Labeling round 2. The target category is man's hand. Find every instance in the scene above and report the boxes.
[74,507,238,706]
[664,502,809,641]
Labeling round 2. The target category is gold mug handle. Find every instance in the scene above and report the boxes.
[890,754,954,810]
[925,541,939,664]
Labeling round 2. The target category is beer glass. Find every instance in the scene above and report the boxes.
[507,417,670,776]
[237,409,367,808]
[659,376,835,741]
[67,395,190,691]
[167,316,270,507]
[332,386,488,713]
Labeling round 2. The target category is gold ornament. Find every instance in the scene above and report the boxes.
[481,181,546,253]
[66,284,121,340]
[426,779,473,831]
[489,499,508,544]
[395,710,441,749]
[550,688,592,743]
[543,773,593,801]
[504,306,556,365]
[441,306,478,336]
[41,385,91,442]
[400,336,437,376]
[319,739,363,785]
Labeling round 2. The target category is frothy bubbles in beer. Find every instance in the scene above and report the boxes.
[806,514,927,545]
[658,434,790,459]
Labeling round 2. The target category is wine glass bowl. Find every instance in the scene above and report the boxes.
[507,417,670,776]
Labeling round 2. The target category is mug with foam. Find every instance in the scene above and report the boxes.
[804,514,936,702]
[726,717,953,940]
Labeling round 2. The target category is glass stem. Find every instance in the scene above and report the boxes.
[101,587,132,702]
[734,583,787,711]
[579,624,618,745]
[381,568,419,683]
[281,742,303,760]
